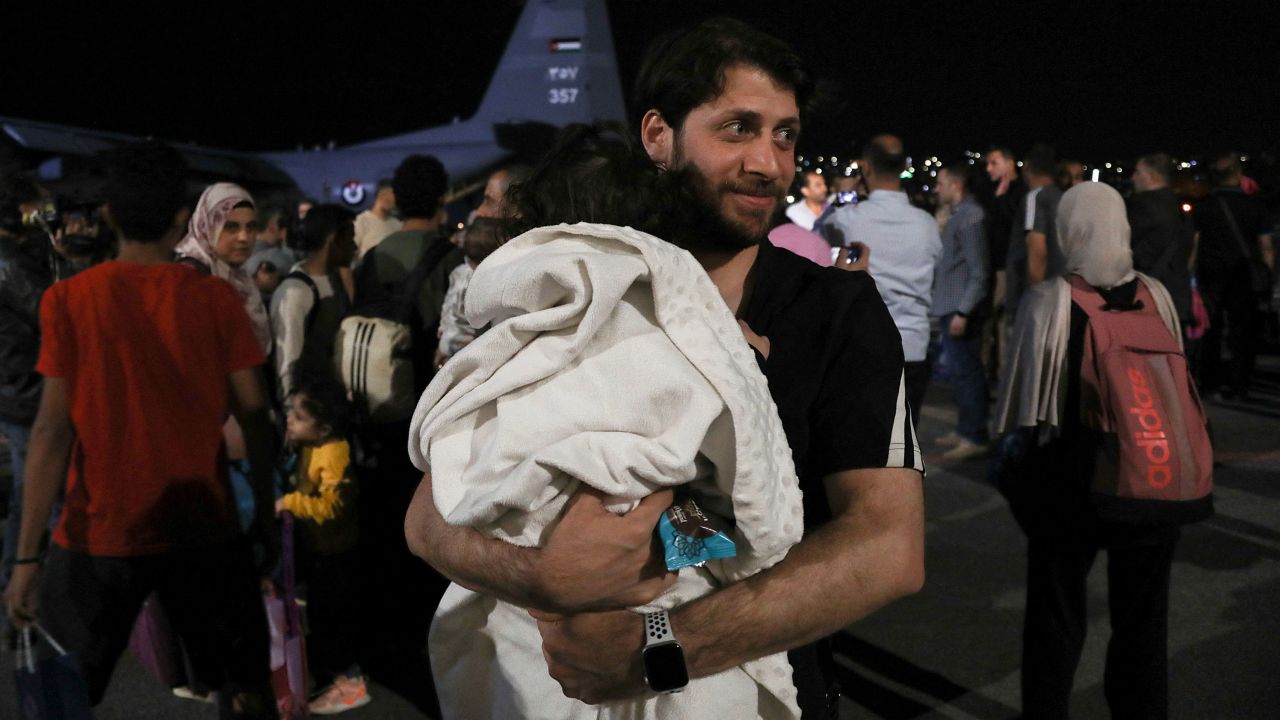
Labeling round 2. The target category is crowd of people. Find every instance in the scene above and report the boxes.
[0,14,1273,720]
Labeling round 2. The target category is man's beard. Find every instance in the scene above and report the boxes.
[662,153,785,253]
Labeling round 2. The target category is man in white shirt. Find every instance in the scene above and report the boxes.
[826,134,942,419]
[784,168,828,230]
[353,179,401,260]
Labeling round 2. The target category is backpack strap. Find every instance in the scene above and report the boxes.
[284,270,322,336]
[391,234,458,323]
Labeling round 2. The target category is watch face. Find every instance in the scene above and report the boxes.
[643,642,688,693]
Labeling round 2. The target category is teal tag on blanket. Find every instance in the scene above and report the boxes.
[658,497,736,571]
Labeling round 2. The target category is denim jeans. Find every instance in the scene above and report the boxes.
[0,419,31,589]
[939,314,988,444]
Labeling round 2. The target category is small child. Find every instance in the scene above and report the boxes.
[275,378,370,715]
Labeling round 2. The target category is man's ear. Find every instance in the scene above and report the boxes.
[640,110,673,168]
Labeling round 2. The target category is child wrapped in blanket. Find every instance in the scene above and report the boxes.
[409,125,805,719]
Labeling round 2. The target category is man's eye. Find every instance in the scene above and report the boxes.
[724,121,748,135]
[775,128,798,146]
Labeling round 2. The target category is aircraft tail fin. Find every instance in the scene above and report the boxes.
[473,0,626,128]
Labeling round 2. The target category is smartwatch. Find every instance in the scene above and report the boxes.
[641,610,688,694]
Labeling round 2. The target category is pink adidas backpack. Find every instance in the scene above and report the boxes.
[1070,275,1214,524]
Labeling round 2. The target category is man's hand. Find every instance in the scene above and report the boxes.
[406,471,676,613]
[531,608,647,704]
[949,314,968,337]
[835,242,870,273]
[535,486,676,612]
[4,563,41,629]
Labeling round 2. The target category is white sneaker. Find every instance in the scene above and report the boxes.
[935,431,963,447]
[941,438,987,461]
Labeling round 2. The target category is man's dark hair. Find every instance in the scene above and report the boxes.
[1024,144,1056,178]
[631,17,812,135]
[798,168,826,187]
[940,163,971,187]
[288,203,353,254]
[104,141,187,243]
[376,178,394,192]
[1136,153,1174,184]
[987,145,1017,163]
[259,204,289,227]
[863,137,907,177]
[391,154,448,218]
[1209,151,1242,185]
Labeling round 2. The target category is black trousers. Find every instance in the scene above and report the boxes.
[39,540,273,717]
[1199,267,1259,396]
[298,547,362,684]
[1022,533,1178,720]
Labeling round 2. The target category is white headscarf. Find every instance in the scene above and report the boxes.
[176,183,273,353]
[1056,182,1135,290]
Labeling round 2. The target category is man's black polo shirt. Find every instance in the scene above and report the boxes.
[742,239,924,529]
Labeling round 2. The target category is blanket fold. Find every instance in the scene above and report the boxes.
[410,223,804,719]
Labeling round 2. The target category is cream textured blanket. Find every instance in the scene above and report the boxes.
[409,223,804,719]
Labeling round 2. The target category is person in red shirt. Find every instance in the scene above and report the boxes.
[3,141,278,719]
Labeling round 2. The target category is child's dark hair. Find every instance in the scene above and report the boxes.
[505,123,665,238]
[287,364,352,438]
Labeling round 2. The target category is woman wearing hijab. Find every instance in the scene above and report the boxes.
[176,182,273,354]
[992,182,1196,720]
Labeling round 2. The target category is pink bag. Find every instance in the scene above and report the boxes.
[128,595,186,690]
[268,513,310,718]
[1186,285,1210,340]
[1071,275,1214,524]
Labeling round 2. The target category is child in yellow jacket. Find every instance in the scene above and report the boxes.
[275,379,370,714]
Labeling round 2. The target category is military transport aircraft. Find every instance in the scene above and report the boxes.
[0,0,626,207]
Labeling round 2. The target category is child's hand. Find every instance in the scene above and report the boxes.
[274,497,287,516]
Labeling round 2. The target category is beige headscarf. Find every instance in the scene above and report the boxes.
[1056,182,1135,290]
[176,183,273,353]
[994,183,1181,434]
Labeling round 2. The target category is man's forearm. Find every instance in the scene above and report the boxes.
[672,468,925,679]
[404,472,547,608]
[405,470,675,613]
[1260,234,1275,272]
[16,417,74,561]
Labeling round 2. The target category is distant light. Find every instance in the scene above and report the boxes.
[1016,161,1024,167]
[814,167,823,174]
[1091,169,1101,182]
[930,170,937,177]
[1181,203,1192,213]
[922,185,929,191]
[1116,167,1123,173]
[786,195,795,204]
[968,159,975,165]
[817,156,824,162]
[851,162,859,169]
[1105,163,1112,169]
[456,222,465,230]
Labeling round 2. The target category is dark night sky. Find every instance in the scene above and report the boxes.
[5,1,1279,165]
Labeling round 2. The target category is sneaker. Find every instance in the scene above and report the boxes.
[935,431,963,447]
[309,676,371,715]
[941,438,988,462]
[172,686,214,704]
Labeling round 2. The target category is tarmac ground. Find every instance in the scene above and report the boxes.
[1,356,1277,719]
